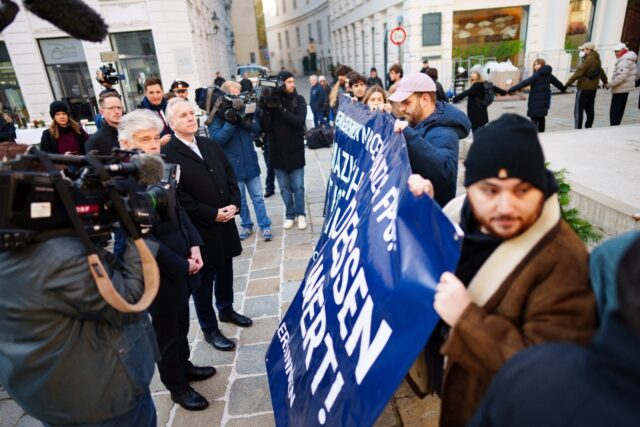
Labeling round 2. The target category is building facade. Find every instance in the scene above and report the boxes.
[329,0,638,90]
[262,0,332,76]
[1,0,236,123]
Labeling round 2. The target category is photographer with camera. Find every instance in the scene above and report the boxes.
[259,71,308,230]
[0,155,161,425]
[85,92,124,155]
[208,81,272,241]
[162,98,252,351]
[118,109,216,411]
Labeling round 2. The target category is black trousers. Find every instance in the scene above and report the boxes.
[193,257,234,333]
[574,89,596,129]
[262,143,275,193]
[530,116,546,133]
[152,306,191,392]
[610,92,629,126]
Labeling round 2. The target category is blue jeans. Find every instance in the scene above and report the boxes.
[275,168,305,220]
[238,176,271,230]
[313,110,327,128]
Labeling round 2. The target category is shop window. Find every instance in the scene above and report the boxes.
[422,13,442,46]
[565,0,596,50]
[0,42,29,126]
[452,7,528,65]
[110,31,161,110]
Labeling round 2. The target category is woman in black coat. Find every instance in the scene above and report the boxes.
[452,69,507,131]
[40,101,88,154]
[508,58,565,132]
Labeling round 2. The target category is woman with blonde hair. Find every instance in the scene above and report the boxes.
[363,85,391,112]
[40,101,89,154]
[507,58,565,132]
[452,65,506,131]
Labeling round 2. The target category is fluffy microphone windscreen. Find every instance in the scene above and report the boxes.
[0,1,20,33]
[132,154,165,186]
[23,0,108,42]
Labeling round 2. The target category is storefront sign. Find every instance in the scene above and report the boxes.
[265,99,462,426]
[40,38,86,65]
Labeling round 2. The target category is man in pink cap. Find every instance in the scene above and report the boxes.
[390,72,471,206]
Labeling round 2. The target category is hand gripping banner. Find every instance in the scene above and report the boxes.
[266,97,462,426]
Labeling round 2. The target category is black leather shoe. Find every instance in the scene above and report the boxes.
[219,310,253,327]
[170,386,209,411]
[203,329,235,351]
[185,364,216,382]
[264,190,274,198]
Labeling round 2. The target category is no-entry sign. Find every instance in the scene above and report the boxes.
[389,26,406,46]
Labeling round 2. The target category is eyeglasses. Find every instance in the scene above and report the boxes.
[103,106,124,111]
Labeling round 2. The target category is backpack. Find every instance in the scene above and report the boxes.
[586,67,602,80]
[481,82,495,106]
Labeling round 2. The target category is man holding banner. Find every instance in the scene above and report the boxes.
[389,73,471,207]
[409,114,597,427]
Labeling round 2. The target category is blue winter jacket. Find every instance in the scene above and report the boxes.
[509,65,564,118]
[310,83,327,113]
[402,101,471,207]
[208,115,261,181]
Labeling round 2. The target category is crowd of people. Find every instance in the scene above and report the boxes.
[0,39,638,427]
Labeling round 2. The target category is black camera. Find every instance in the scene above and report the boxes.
[0,150,170,250]
[257,76,285,109]
[97,63,125,86]
[195,86,257,124]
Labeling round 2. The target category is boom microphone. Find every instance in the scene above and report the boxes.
[131,154,165,186]
[22,0,108,42]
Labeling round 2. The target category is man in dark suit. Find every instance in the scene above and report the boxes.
[85,92,123,155]
[161,98,252,352]
[118,109,215,411]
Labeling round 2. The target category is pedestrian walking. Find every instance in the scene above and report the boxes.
[564,42,608,129]
[507,58,565,132]
[604,42,638,126]
[452,65,507,132]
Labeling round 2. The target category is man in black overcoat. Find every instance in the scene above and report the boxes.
[161,98,252,352]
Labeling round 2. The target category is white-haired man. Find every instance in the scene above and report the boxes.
[161,98,253,353]
[118,109,215,411]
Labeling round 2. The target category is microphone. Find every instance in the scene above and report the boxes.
[22,0,108,42]
[131,154,165,186]
[0,1,19,33]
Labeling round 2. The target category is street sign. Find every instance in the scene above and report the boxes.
[389,27,406,46]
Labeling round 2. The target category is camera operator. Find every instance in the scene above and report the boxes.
[0,233,160,426]
[259,71,308,230]
[85,92,124,155]
[118,109,215,411]
[208,81,272,241]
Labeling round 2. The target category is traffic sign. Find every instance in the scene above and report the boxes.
[390,26,406,46]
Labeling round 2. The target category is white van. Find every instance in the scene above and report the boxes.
[235,64,269,85]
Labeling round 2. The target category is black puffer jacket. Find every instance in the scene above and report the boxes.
[260,90,307,171]
[509,65,564,118]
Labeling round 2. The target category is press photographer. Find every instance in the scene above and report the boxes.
[118,109,217,411]
[259,71,308,230]
[0,149,163,426]
[208,81,272,241]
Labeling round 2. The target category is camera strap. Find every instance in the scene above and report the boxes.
[204,96,224,126]
[83,154,159,313]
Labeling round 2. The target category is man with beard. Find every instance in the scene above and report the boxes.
[407,114,597,427]
[391,72,471,207]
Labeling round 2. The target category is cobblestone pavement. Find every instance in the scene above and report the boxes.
[2,87,638,427]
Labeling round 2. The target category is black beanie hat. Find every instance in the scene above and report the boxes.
[464,114,547,192]
[49,101,70,119]
[278,70,295,82]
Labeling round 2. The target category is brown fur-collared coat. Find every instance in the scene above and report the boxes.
[409,194,598,427]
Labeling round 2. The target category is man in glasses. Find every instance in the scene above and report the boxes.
[86,92,124,155]
[171,80,190,100]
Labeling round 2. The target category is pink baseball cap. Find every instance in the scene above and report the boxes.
[388,73,437,102]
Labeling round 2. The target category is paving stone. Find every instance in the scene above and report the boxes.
[283,259,309,281]
[190,339,238,366]
[246,278,280,297]
[233,292,245,311]
[393,378,416,399]
[280,301,292,320]
[283,245,314,261]
[236,343,270,375]
[225,414,276,427]
[188,319,199,343]
[150,369,166,393]
[281,281,301,302]
[228,375,272,415]
[256,236,282,250]
[251,250,282,270]
[0,384,10,400]
[172,399,224,427]
[234,259,251,276]
[0,399,24,426]
[233,275,248,292]
[236,247,255,261]
[15,414,42,427]
[250,267,280,279]
[243,295,280,318]
[373,401,400,427]
[283,233,315,246]
[191,365,231,401]
[239,316,280,345]
[152,393,173,426]
[396,395,441,427]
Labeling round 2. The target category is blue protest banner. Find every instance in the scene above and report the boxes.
[266,97,462,426]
